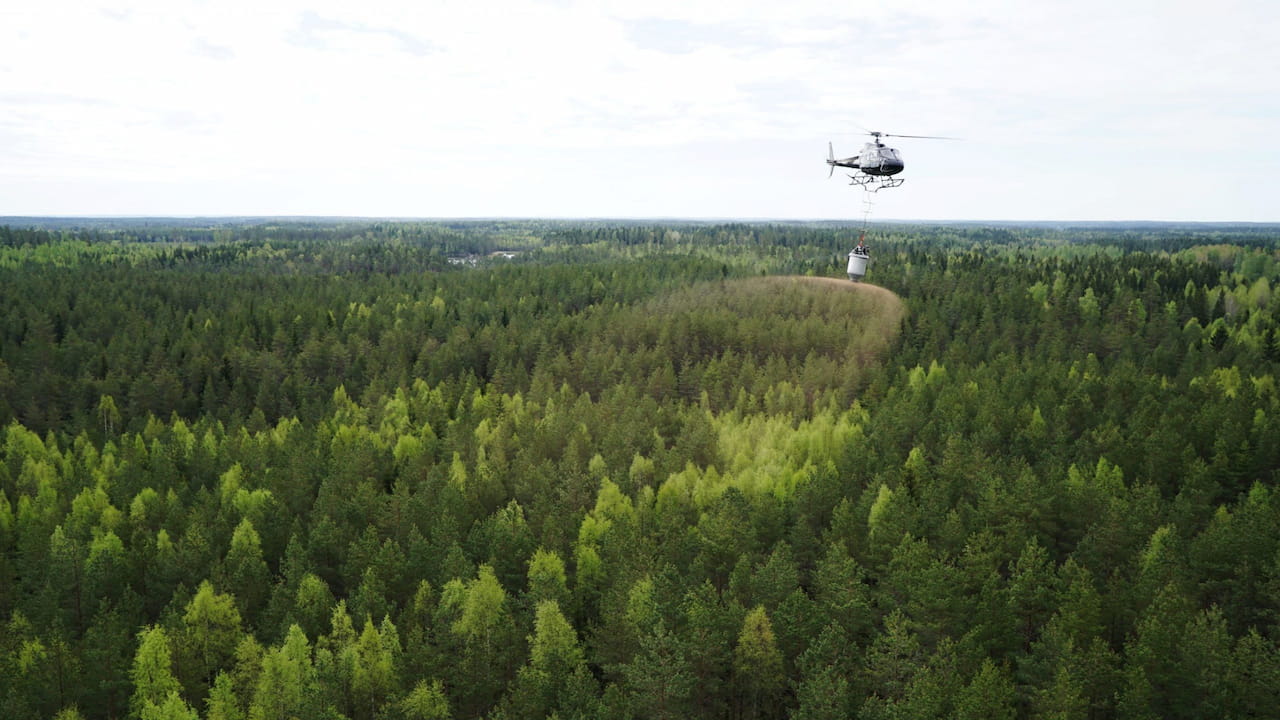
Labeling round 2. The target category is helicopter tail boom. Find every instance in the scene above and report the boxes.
[826,141,859,177]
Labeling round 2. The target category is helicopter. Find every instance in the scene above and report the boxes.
[827,130,955,191]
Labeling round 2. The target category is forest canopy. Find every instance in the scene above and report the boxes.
[2,219,1280,719]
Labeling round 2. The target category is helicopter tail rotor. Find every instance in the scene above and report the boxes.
[827,142,835,178]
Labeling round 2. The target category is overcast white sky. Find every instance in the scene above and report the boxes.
[2,0,1277,221]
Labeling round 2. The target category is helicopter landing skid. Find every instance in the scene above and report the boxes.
[848,175,905,192]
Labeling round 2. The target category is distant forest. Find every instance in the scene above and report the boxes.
[2,220,1279,719]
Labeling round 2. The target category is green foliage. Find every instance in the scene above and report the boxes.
[507,600,588,717]
[250,624,314,720]
[130,627,182,719]
[526,548,569,610]
[5,220,1280,719]
[621,621,695,720]
[400,679,450,720]
[954,660,1016,720]
[351,617,397,719]
[205,673,244,720]
[179,581,243,699]
[139,691,199,720]
[452,565,508,651]
[735,606,784,719]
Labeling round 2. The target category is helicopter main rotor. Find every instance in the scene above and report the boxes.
[865,130,960,141]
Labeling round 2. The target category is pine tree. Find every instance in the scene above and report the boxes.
[622,621,695,720]
[954,660,1016,720]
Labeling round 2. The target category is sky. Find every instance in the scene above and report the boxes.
[2,0,1278,221]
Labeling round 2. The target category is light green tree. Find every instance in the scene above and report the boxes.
[453,564,507,654]
[130,626,182,719]
[352,617,396,720]
[222,518,270,617]
[526,547,569,610]
[400,679,451,720]
[448,564,515,717]
[509,600,588,717]
[205,672,244,720]
[294,573,335,641]
[180,580,243,698]
[249,624,314,720]
[139,691,199,720]
[734,605,783,720]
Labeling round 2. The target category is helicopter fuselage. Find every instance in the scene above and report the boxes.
[856,142,904,176]
[827,141,905,177]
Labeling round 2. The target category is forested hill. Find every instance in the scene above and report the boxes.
[1,221,1279,720]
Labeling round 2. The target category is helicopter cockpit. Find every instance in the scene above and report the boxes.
[860,144,904,176]
[877,147,902,163]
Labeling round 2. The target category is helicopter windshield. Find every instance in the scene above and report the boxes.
[879,148,902,162]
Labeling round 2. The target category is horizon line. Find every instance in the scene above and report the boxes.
[4,215,1279,226]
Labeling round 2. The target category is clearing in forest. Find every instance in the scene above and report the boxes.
[628,274,905,371]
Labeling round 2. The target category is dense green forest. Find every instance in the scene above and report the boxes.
[2,219,1280,719]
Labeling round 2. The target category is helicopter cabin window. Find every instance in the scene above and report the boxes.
[881,148,902,162]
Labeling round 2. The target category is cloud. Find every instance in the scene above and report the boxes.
[0,0,1276,219]
[288,10,434,56]
[193,37,235,61]
[0,92,113,108]
[624,18,766,54]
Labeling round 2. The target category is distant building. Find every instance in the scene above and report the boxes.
[447,250,518,267]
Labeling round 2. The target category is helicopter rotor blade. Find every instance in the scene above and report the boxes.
[877,132,961,140]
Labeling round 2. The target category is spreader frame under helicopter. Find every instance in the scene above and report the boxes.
[847,174,905,192]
